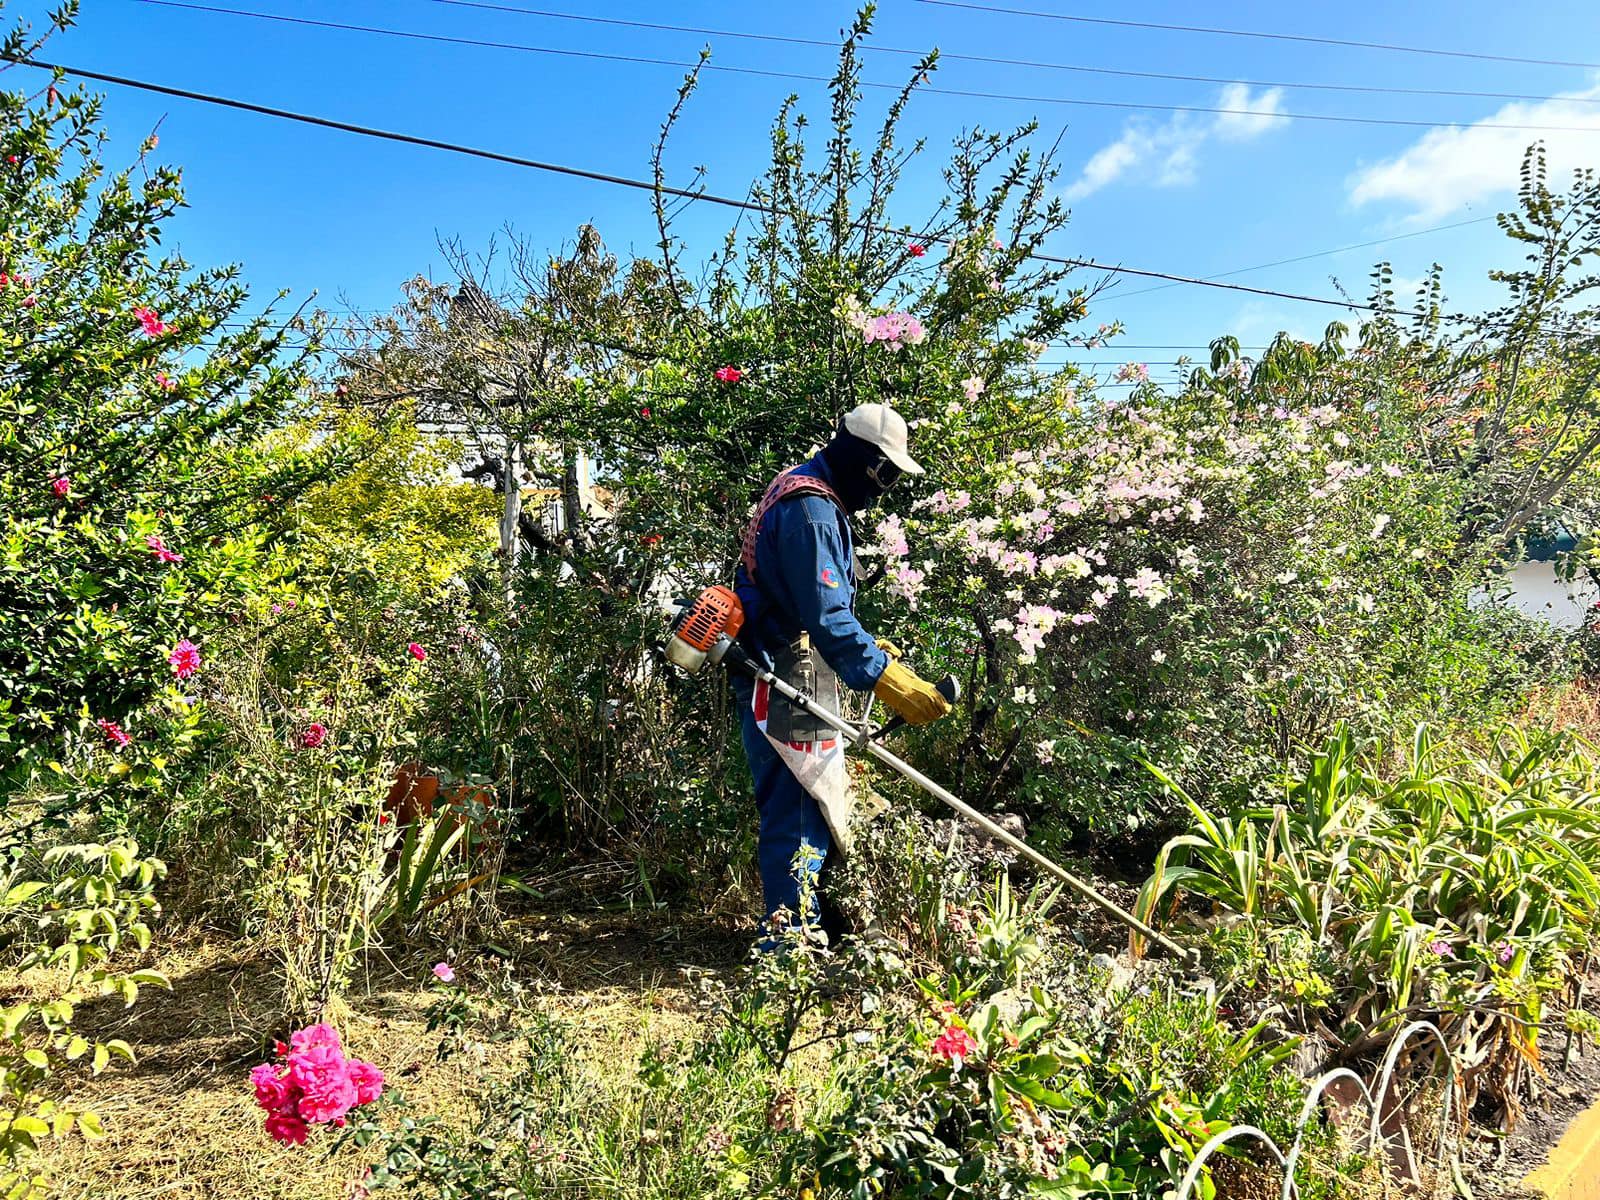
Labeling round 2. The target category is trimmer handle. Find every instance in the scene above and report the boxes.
[873,674,960,740]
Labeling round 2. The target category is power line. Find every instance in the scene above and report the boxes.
[913,0,1600,71]
[18,55,1528,322]
[410,0,1600,108]
[129,1,1600,135]
[1112,215,1497,302]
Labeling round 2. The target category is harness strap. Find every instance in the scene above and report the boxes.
[739,468,845,579]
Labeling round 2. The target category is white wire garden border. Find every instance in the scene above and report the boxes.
[1174,1020,1459,1200]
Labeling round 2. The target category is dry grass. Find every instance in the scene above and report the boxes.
[26,907,750,1200]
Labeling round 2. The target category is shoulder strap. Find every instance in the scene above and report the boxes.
[739,468,845,578]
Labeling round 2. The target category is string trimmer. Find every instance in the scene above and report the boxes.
[664,585,1197,964]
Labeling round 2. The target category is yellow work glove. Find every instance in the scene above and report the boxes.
[875,637,905,661]
[873,659,952,726]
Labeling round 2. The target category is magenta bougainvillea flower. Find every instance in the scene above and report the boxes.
[146,534,183,565]
[300,722,328,749]
[432,962,456,983]
[407,642,427,662]
[131,306,169,337]
[97,718,131,749]
[51,476,70,497]
[931,1023,978,1069]
[156,371,177,391]
[713,366,743,383]
[250,1022,384,1146]
[168,639,201,679]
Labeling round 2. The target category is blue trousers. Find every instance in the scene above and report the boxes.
[733,677,832,929]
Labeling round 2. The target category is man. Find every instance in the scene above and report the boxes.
[732,402,952,945]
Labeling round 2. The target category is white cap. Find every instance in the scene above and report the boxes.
[842,402,923,475]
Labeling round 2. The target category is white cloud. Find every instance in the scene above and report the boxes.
[1213,83,1289,142]
[1064,84,1290,202]
[1348,82,1600,222]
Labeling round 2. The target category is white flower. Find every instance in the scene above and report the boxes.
[1012,686,1037,705]
[1371,514,1391,538]
[1411,547,1427,560]
[1036,739,1056,764]
[1275,570,1298,585]
[961,376,985,403]
[1332,431,1351,448]
[1152,649,1167,664]
[1355,593,1375,613]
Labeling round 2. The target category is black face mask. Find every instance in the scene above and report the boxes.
[820,426,900,512]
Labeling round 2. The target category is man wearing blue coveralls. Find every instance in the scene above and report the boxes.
[732,403,952,945]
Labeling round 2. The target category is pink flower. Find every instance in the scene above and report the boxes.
[251,1064,296,1113]
[146,534,184,564]
[20,295,35,308]
[961,376,985,403]
[289,1023,343,1056]
[432,962,456,983]
[407,642,427,662]
[931,1023,978,1070]
[156,371,176,391]
[132,306,169,336]
[51,476,70,497]
[1115,362,1150,384]
[1496,940,1515,964]
[346,1061,384,1106]
[167,639,201,678]
[289,1045,358,1124]
[908,243,927,257]
[96,718,131,749]
[713,365,743,383]
[300,722,328,749]
[1428,939,1454,958]
[264,1111,308,1146]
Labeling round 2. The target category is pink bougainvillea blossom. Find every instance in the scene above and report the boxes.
[407,642,427,662]
[300,722,328,749]
[146,534,183,565]
[859,310,926,351]
[931,1023,978,1070]
[132,306,169,336]
[961,376,985,403]
[167,639,201,679]
[249,1022,384,1145]
[713,365,743,383]
[97,718,131,749]
[432,962,456,983]
[156,371,177,391]
[51,476,70,497]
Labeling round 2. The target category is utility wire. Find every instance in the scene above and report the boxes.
[409,0,1600,108]
[129,1,1600,135]
[1112,216,1498,302]
[913,0,1600,71]
[9,52,1405,314]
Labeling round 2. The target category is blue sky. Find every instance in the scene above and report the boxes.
[10,0,1600,386]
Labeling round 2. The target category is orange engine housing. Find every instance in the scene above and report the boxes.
[673,584,744,651]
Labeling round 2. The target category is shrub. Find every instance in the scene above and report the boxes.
[0,4,329,785]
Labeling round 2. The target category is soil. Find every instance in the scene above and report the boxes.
[1458,1012,1600,1200]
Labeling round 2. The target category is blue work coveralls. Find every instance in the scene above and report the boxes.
[732,453,889,929]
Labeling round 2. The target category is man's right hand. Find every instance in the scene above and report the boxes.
[873,660,953,725]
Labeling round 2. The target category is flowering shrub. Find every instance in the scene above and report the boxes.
[250,1022,384,1145]
[0,11,330,784]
